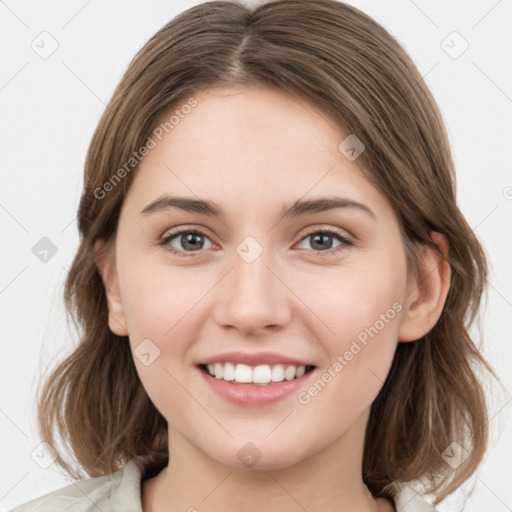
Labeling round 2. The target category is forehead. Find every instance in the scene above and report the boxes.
[162,85,345,161]
[124,85,391,220]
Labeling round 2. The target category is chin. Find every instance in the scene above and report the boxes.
[210,440,311,472]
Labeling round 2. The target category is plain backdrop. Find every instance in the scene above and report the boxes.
[1,1,511,511]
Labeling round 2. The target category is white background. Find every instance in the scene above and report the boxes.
[1,0,511,510]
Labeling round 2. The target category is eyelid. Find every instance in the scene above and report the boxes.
[297,224,353,242]
[157,225,217,247]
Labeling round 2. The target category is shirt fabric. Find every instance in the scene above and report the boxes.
[10,460,438,511]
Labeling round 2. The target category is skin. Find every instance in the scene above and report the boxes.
[97,85,451,512]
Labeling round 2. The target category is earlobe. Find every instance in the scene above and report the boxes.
[398,232,451,342]
[94,241,129,337]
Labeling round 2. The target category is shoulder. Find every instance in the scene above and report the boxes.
[9,460,143,512]
[393,483,439,512]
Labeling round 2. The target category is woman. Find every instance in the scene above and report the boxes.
[12,1,496,510]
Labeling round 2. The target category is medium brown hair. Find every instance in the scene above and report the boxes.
[37,0,497,505]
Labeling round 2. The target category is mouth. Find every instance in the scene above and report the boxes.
[198,362,316,386]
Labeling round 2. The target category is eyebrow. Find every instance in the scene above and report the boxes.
[140,195,376,220]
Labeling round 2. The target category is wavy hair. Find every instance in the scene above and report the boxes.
[37,0,497,505]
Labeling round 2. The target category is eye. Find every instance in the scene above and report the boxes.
[157,227,353,258]
[158,229,214,257]
[296,229,353,256]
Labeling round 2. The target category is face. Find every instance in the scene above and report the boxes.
[102,85,416,470]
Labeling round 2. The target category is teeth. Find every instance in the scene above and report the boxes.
[253,365,271,384]
[271,364,284,382]
[223,362,235,381]
[235,363,253,383]
[284,365,296,381]
[203,363,310,384]
[295,365,305,378]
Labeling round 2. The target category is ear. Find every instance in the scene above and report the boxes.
[94,240,129,336]
[398,232,451,342]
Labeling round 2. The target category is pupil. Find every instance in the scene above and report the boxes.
[312,233,333,250]
[183,233,203,251]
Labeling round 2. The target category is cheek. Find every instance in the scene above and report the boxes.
[119,257,201,341]
[298,251,407,393]
[118,259,208,397]
[119,267,200,421]
[303,258,405,340]
[296,286,403,434]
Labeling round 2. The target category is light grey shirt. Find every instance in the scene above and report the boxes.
[10,460,437,511]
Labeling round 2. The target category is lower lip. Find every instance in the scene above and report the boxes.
[198,366,315,406]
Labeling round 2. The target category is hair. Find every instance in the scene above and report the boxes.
[36,0,498,506]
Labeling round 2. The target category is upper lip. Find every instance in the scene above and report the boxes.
[198,351,315,367]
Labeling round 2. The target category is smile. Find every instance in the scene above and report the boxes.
[200,362,315,385]
[198,363,317,407]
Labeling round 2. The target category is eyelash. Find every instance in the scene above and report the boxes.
[157,227,353,258]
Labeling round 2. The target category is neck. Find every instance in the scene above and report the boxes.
[143,410,394,512]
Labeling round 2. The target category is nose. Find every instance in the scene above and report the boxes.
[212,244,292,336]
